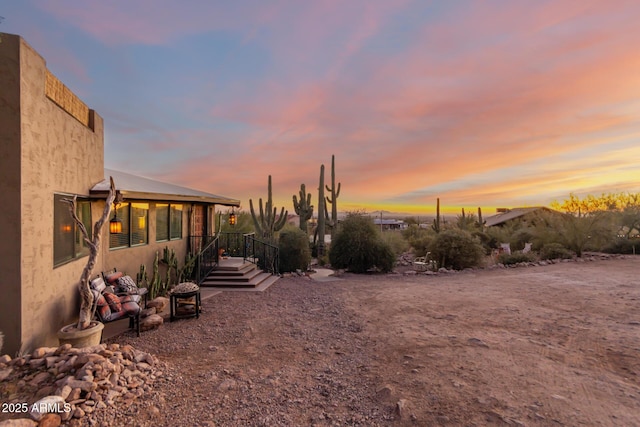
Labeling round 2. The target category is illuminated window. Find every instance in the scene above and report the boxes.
[109,202,149,249]
[54,194,91,266]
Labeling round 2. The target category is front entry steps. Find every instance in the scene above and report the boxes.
[200,257,279,292]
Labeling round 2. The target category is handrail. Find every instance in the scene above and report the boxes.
[194,234,219,285]
[243,233,279,275]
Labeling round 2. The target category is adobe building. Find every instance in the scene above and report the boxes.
[0,33,240,355]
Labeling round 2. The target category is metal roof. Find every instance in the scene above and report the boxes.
[484,207,551,227]
[90,169,241,206]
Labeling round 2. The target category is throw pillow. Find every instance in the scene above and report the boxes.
[116,275,138,294]
[104,292,122,313]
[105,271,124,284]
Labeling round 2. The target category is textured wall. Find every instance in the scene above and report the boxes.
[17,35,105,352]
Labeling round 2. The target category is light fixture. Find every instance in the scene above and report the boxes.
[109,201,123,234]
[229,209,237,226]
[61,224,72,233]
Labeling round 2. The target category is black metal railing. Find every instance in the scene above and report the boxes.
[194,234,219,285]
[217,232,244,256]
[189,234,217,256]
[243,233,279,275]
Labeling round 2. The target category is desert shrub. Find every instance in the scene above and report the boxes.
[602,238,640,254]
[278,226,311,272]
[511,229,534,251]
[329,213,396,273]
[403,225,433,257]
[539,242,573,260]
[498,252,537,265]
[429,229,485,270]
[381,231,410,256]
[472,230,498,255]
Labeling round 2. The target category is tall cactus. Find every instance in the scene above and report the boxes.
[477,207,484,229]
[293,183,313,234]
[250,175,288,243]
[325,154,341,239]
[432,198,441,233]
[317,165,326,256]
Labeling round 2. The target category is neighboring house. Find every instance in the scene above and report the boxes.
[373,218,407,230]
[484,207,558,227]
[0,34,239,355]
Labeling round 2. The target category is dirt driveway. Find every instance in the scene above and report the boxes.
[94,256,640,426]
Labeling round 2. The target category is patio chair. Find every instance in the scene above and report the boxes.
[90,277,141,337]
[102,268,148,307]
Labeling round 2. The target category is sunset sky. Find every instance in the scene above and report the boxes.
[3,1,640,215]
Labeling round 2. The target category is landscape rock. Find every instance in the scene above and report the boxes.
[146,297,169,312]
[140,314,163,332]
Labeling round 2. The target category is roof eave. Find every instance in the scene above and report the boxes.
[90,189,241,206]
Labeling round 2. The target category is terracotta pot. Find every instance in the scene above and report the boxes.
[57,321,104,348]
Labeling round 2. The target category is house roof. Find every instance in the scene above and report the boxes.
[90,169,241,206]
[484,207,551,227]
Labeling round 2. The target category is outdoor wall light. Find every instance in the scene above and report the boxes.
[109,202,123,234]
[229,210,237,226]
[61,224,72,233]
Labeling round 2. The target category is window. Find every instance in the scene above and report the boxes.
[109,202,149,249]
[156,203,183,242]
[54,194,92,266]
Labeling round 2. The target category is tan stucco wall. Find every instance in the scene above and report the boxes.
[15,35,105,353]
[0,34,24,355]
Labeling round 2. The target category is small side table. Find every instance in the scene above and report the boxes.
[170,289,201,321]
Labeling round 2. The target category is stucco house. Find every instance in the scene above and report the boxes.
[0,33,240,355]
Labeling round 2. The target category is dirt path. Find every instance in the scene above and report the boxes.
[89,257,640,426]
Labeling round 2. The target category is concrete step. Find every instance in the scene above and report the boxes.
[201,274,279,292]
[200,272,277,289]
[208,263,257,276]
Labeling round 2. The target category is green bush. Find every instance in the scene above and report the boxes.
[539,243,573,260]
[329,213,396,273]
[429,229,485,270]
[380,231,410,256]
[498,252,537,265]
[403,225,433,257]
[278,226,311,272]
[602,238,640,254]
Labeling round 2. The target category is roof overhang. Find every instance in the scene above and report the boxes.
[90,169,241,207]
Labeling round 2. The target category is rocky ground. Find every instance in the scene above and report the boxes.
[2,255,640,426]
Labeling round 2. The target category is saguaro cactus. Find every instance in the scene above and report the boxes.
[317,165,326,256]
[477,207,484,229]
[432,198,441,233]
[293,183,313,233]
[250,175,288,243]
[325,154,341,239]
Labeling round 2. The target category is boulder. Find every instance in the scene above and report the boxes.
[140,314,163,332]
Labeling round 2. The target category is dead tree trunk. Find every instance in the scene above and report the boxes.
[63,177,117,330]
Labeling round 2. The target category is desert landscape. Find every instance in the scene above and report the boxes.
[91,255,640,426]
[2,256,639,426]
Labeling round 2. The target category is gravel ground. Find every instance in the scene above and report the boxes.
[94,276,397,427]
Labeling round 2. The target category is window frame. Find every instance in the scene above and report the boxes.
[109,202,149,250]
[53,193,92,267]
[156,203,183,242]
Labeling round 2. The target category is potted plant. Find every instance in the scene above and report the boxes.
[57,177,117,347]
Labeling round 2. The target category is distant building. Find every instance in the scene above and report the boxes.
[373,218,407,230]
[484,207,559,227]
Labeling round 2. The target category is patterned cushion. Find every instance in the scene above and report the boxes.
[105,271,124,284]
[104,292,122,313]
[94,294,111,320]
[119,294,141,304]
[90,277,106,293]
[116,275,138,294]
